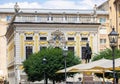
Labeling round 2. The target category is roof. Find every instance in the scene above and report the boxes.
[0,8,108,15]
[97,1,109,11]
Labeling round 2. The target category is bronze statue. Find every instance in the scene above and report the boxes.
[85,43,92,63]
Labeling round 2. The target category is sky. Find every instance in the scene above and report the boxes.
[0,0,108,9]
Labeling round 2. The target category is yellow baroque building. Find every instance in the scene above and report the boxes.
[1,0,120,83]
[5,8,108,84]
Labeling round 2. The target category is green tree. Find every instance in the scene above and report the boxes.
[92,48,120,61]
[23,47,80,83]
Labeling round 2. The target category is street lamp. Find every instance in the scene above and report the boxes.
[63,46,68,84]
[42,57,47,84]
[108,28,119,84]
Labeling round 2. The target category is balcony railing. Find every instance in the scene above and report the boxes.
[14,16,98,23]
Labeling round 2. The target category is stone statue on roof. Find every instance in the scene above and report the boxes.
[14,2,20,13]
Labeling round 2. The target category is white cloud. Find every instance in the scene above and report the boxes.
[0,2,42,8]
[19,2,42,8]
[0,3,14,8]
[0,0,107,9]
[77,0,107,9]
[41,0,80,9]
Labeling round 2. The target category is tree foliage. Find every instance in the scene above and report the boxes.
[92,48,120,61]
[23,47,80,82]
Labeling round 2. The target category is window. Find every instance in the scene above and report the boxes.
[47,16,49,21]
[73,16,77,21]
[99,28,107,34]
[100,39,106,44]
[6,16,12,21]
[47,16,53,21]
[51,16,53,21]
[40,37,47,40]
[68,37,74,41]
[68,47,74,52]
[81,47,86,59]
[81,37,88,41]
[40,46,47,50]
[26,46,33,59]
[65,16,67,21]
[37,16,41,21]
[55,47,60,49]
[99,18,106,23]
[26,37,33,40]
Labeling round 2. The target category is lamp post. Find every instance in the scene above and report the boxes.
[108,28,119,84]
[63,46,68,84]
[42,57,47,84]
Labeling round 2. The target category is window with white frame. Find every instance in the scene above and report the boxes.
[68,47,74,52]
[81,47,86,59]
[81,37,88,41]
[100,39,106,44]
[6,16,12,21]
[26,36,33,40]
[99,28,107,34]
[68,37,74,41]
[40,37,47,41]
[26,46,33,59]
[40,46,47,51]
[99,18,106,23]
[51,16,53,21]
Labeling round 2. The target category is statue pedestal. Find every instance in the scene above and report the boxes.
[83,72,94,84]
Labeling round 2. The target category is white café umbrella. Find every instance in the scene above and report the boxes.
[56,58,112,84]
[56,58,112,73]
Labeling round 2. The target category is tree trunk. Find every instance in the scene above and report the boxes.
[46,77,48,84]
[53,80,55,84]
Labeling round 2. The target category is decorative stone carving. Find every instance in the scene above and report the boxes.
[39,32,48,35]
[48,30,66,47]
[24,32,34,35]
[67,41,75,45]
[25,41,34,45]
[39,41,48,45]
[80,32,89,36]
[80,41,87,46]
[67,32,76,35]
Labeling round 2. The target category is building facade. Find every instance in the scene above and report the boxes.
[99,0,120,48]
[4,8,108,83]
[109,0,120,47]
[0,20,7,81]
[0,0,117,84]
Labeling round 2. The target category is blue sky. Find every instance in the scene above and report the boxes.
[0,0,107,9]
[0,0,85,4]
[0,0,45,4]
